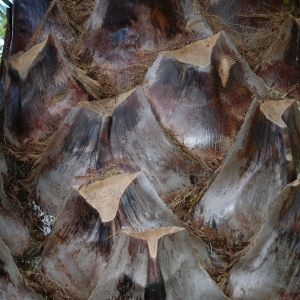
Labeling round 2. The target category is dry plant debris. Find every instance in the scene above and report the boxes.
[200,4,291,71]
[59,0,95,34]
[82,32,198,98]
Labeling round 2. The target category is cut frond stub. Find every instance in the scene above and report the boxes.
[218,53,237,88]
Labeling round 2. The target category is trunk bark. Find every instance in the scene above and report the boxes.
[0,0,300,299]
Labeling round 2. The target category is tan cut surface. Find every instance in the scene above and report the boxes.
[163,33,220,68]
[10,39,48,78]
[78,88,136,116]
[125,226,184,258]
[79,172,141,222]
[261,100,295,127]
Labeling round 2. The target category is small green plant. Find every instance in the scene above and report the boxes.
[0,11,7,39]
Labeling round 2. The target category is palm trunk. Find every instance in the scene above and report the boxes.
[0,0,300,299]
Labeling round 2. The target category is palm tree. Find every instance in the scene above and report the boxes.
[0,0,299,299]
